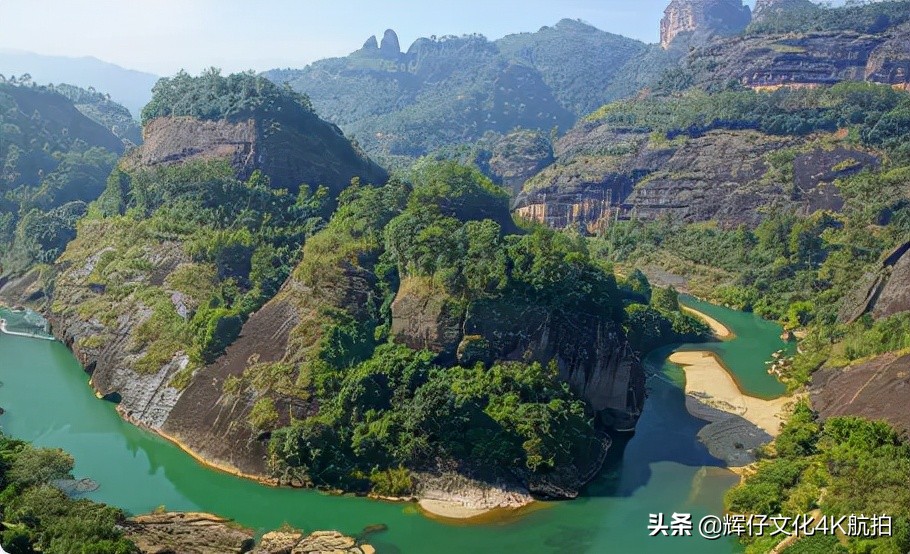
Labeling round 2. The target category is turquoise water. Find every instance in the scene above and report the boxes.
[0,303,789,553]
[679,295,793,399]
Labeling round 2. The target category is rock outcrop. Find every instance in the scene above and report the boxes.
[811,352,910,436]
[840,241,910,323]
[122,512,373,554]
[379,29,401,58]
[50,236,193,430]
[253,531,375,554]
[163,247,381,477]
[126,112,387,196]
[515,125,877,229]
[390,277,646,432]
[684,25,910,90]
[660,0,751,49]
[123,512,255,554]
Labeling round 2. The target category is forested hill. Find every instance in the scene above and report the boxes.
[0,81,129,276]
[0,49,159,118]
[264,20,671,165]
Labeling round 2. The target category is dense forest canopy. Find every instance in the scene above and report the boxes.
[260,162,707,492]
[0,432,138,553]
[141,68,314,125]
[589,83,910,160]
[0,81,126,275]
[747,0,910,35]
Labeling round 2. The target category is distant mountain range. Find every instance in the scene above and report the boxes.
[0,50,159,119]
[264,20,677,166]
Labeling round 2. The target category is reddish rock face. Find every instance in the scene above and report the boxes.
[659,0,752,49]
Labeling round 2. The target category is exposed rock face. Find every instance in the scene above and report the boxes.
[380,29,401,58]
[162,258,378,477]
[123,512,255,554]
[660,0,751,49]
[252,531,374,554]
[840,241,910,323]
[361,35,378,51]
[515,125,877,229]
[486,130,554,196]
[50,238,193,430]
[686,25,910,90]
[811,352,910,435]
[413,470,536,511]
[126,113,387,195]
[123,513,373,554]
[0,268,47,309]
[390,277,646,432]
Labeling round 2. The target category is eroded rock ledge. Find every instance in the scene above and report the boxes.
[123,512,374,554]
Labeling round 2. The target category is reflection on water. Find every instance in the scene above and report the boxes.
[0,302,788,553]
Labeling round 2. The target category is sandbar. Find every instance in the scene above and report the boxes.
[681,306,733,340]
[670,350,789,437]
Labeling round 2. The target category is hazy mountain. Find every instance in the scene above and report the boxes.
[264,20,664,166]
[0,50,159,118]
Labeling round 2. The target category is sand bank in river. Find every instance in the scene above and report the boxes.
[681,306,733,340]
[417,499,492,520]
[670,351,790,437]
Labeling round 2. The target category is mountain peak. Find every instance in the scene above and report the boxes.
[380,29,401,57]
[659,0,752,49]
[362,35,379,50]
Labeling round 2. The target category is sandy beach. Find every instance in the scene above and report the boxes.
[417,499,492,520]
[670,350,789,437]
[682,306,733,340]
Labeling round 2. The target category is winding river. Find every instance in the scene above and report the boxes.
[0,299,790,553]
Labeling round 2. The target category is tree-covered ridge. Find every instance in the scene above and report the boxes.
[1,81,125,276]
[55,161,327,380]
[52,83,142,146]
[263,20,663,165]
[141,68,314,125]
[747,0,910,35]
[0,432,138,553]
[587,83,910,160]
[725,402,910,553]
[252,162,706,494]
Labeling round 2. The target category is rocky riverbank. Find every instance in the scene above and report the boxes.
[123,512,375,554]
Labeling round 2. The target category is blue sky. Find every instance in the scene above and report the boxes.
[0,0,766,75]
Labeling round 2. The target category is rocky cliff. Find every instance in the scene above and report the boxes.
[840,241,910,323]
[660,0,751,49]
[126,112,386,196]
[390,277,645,431]
[683,24,910,90]
[811,352,910,436]
[515,124,877,229]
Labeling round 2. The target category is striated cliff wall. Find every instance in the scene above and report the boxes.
[125,113,387,195]
[687,25,910,90]
[515,124,878,230]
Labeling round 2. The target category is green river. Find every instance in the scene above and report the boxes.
[0,298,790,553]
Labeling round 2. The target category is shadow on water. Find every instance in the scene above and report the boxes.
[583,344,727,500]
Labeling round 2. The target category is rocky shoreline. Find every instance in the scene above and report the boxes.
[123,512,375,554]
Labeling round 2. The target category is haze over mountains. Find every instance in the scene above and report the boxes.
[0,50,159,118]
